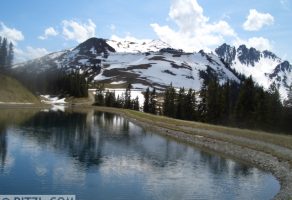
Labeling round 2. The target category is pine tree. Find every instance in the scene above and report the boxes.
[176,87,185,119]
[266,84,282,127]
[206,78,220,123]
[0,38,8,69]
[149,88,157,114]
[220,81,231,123]
[133,96,140,111]
[184,88,196,120]
[124,83,132,109]
[235,76,255,126]
[163,84,176,117]
[143,87,150,113]
[198,80,208,122]
[6,42,13,69]
[284,84,292,108]
[105,91,116,107]
[95,90,104,106]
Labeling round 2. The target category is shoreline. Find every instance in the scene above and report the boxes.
[86,106,292,200]
[1,105,291,199]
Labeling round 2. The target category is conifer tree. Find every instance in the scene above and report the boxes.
[133,96,140,111]
[176,87,185,119]
[235,76,255,126]
[124,83,132,109]
[143,87,150,113]
[0,38,8,69]
[266,84,282,126]
[206,78,220,123]
[149,88,157,114]
[198,80,208,122]
[284,85,292,108]
[220,81,231,123]
[163,84,176,117]
[95,90,104,106]
[7,42,13,69]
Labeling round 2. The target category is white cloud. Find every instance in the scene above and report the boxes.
[62,19,96,43]
[150,0,236,52]
[243,9,274,31]
[233,37,272,51]
[0,22,24,44]
[15,46,49,63]
[38,27,58,40]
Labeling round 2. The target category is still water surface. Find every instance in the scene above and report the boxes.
[0,109,280,200]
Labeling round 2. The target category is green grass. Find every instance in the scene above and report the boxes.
[0,74,39,103]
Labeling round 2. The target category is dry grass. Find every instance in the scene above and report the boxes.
[0,74,39,103]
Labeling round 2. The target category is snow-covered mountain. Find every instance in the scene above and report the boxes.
[215,43,292,98]
[13,38,291,98]
[13,38,240,92]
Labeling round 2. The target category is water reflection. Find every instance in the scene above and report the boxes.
[0,128,7,172]
[0,109,280,200]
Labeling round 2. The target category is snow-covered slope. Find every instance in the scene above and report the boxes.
[107,39,171,53]
[215,43,292,98]
[13,38,240,92]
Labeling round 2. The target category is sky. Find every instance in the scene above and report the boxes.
[0,0,291,63]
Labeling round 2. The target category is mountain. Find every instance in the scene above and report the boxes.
[13,37,291,98]
[13,38,240,92]
[215,43,292,98]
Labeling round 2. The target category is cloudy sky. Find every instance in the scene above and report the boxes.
[1,0,291,63]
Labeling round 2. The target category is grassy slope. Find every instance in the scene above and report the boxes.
[91,106,292,166]
[0,74,39,103]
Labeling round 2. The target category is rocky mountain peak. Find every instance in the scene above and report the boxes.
[74,38,116,56]
[215,43,236,64]
[237,45,261,66]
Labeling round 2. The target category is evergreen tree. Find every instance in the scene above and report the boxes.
[143,87,150,113]
[184,88,196,120]
[206,78,221,123]
[198,80,208,122]
[124,83,132,109]
[284,85,292,108]
[149,88,157,114]
[253,87,269,126]
[115,95,124,108]
[163,84,176,117]
[105,91,116,107]
[176,87,185,119]
[235,76,255,126]
[6,42,13,68]
[266,84,282,127]
[0,38,8,69]
[95,90,104,106]
[220,81,231,123]
[133,96,140,111]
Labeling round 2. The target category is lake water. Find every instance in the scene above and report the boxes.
[0,109,280,200]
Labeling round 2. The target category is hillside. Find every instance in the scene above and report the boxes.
[0,73,39,104]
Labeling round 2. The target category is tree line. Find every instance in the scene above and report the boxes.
[160,77,292,133]
[94,83,139,111]
[92,77,291,133]
[13,69,88,97]
[0,36,14,71]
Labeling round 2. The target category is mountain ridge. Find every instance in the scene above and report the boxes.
[13,37,291,99]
